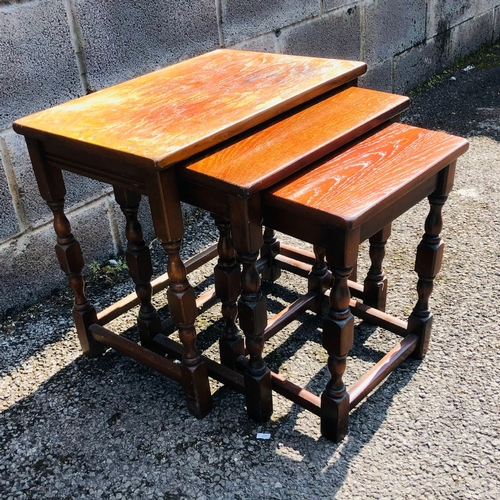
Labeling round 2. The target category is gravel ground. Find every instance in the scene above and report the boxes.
[1,44,499,499]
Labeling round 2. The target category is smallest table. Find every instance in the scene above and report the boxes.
[13,49,366,418]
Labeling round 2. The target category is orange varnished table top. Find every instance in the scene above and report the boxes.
[179,87,409,198]
[264,122,469,229]
[13,49,366,169]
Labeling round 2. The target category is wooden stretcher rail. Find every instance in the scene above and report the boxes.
[152,334,245,393]
[89,324,184,383]
[348,333,418,408]
[263,291,317,342]
[160,287,220,335]
[274,253,311,277]
[279,243,316,265]
[235,356,321,416]
[348,299,408,337]
[97,243,218,325]
[272,248,365,300]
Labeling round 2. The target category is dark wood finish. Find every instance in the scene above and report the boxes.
[172,87,413,427]
[173,91,414,424]
[307,245,331,313]
[260,227,281,282]
[348,299,408,337]
[363,225,391,311]
[408,163,455,359]
[153,333,321,416]
[348,334,418,409]
[25,138,105,358]
[263,291,317,342]
[235,356,321,416]
[89,324,183,382]
[274,253,312,277]
[261,122,468,441]
[15,50,371,423]
[226,194,273,421]
[16,48,469,440]
[97,243,218,325]
[279,243,316,266]
[212,214,244,369]
[159,287,220,338]
[321,230,358,441]
[145,168,212,418]
[114,187,162,347]
[153,333,246,394]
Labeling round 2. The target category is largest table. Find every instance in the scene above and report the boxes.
[13,49,368,418]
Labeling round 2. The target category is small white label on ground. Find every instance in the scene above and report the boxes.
[256,433,271,440]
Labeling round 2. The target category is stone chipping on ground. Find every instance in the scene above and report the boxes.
[1,45,500,499]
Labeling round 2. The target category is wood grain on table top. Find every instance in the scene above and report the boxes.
[264,122,469,228]
[179,87,410,197]
[13,49,366,169]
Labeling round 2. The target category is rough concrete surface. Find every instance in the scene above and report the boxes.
[1,130,111,229]
[220,0,318,46]
[0,44,499,499]
[363,0,427,65]
[0,0,82,129]
[279,7,361,61]
[0,141,19,240]
[73,0,220,91]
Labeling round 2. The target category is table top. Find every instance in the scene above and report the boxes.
[13,49,366,170]
[179,87,409,198]
[264,122,469,228]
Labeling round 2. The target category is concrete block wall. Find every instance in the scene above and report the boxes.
[1,0,499,317]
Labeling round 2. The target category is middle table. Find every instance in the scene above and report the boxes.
[176,85,409,420]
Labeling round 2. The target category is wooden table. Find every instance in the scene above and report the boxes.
[177,86,409,420]
[13,49,367,419]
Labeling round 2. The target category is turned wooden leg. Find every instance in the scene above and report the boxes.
[229,195,272,422]
[25,138,105,358]
[239,251,272,421]
[114,187,162,349]
[165,241,212,416]
[146,170,211,418]
[48,199,106,358]
[363,225,391,311]
[212,214,244,369]
[260,227,281,282]
[407,194,446,359]
[321,230,358,441]
[408,162,455,360]
[307,245,331,313]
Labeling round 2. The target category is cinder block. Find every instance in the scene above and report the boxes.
[221,0,319,46]
[495,6,500,41]
[448,11,496,62]
[0,198,116,317]
[3,129,110,229]
[393,40,440,94]
[359,58,393,92]
[0,138,20,241]
[278,8,361,60]
[231,33,279,53]
[325,0,374,13]
[73,0,220,90]
[394,10,496,102]
[363,0,426,65]
[427,0,495,38]
[0,0,82,129]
